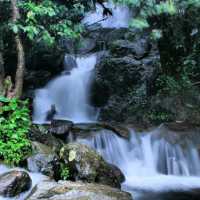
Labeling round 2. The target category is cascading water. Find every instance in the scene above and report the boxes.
[33,54,97,123]
[77,126,200,199]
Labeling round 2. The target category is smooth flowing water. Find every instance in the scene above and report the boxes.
[77,126,200,199]
[33,54,97,123]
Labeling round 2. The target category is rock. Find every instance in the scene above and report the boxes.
[110,38,151,59]
[91,39,159,122]
[28,180,132,200]
[71,122,130,139]
[29,125,64,150]
[27,142,59,178]
[72,123,103,133]
[31,141,53,155]
[94,56,143,96]
[76,28,135,53]
[0,170,32,197]
[75,37,96,54]
[27,154,58,178]
[101,122,130,139]
[23,47,64,97]
[59,143,124,188]
[91,56,144,121]
[49,119,73,137]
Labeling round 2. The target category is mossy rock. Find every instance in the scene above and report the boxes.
[59,143,124,188]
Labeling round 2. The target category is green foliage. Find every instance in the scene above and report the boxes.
[115,0,177,29]
[116,0,200,94]
[0,97,31,165]
[147,109,174,124]
[0,0,87,47]
[60,163,70,180]
[16,0,84,46]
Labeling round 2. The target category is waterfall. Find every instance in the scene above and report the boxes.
[77,127,200,197]
[33,54,97,123]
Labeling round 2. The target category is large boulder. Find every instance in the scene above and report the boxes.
[28,180,132,200]
[90,31,160,123]
[59,143,124,188]
[0,170,32,197]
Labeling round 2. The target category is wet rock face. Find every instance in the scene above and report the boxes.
[59,142,124,188]
[28,125,64,150]
[28,154,59,178]
[0,170,32,197]
[90,30,160,123]
[27,142,59,179]
[28,180,132,200]
[110,37,151,59]
[23,48,64,99]
[71,122,130,139]
[49,120,73,138]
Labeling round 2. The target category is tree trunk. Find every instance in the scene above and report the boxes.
[11,0,25,98]
[0,40,4,95]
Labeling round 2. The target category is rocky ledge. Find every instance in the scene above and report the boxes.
[27,180,132,200]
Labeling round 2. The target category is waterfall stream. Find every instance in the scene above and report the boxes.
[33,54,97,123]
[77,127,200,199]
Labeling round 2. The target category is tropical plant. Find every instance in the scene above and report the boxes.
[0,96,31,165]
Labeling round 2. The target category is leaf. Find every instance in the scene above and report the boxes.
[69,150,76,162]
[12,25,19,34]
[0,96,9,103]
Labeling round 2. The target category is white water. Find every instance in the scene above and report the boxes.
[33,54,97,123]
[78,127,200,198]
[83,2,131,28]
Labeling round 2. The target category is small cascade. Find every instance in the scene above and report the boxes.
[78,129,200,176]
[33,54,97,123]
[77,127,200,196]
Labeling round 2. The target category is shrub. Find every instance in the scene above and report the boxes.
[60,163,70,180]
[0,96,31,165]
